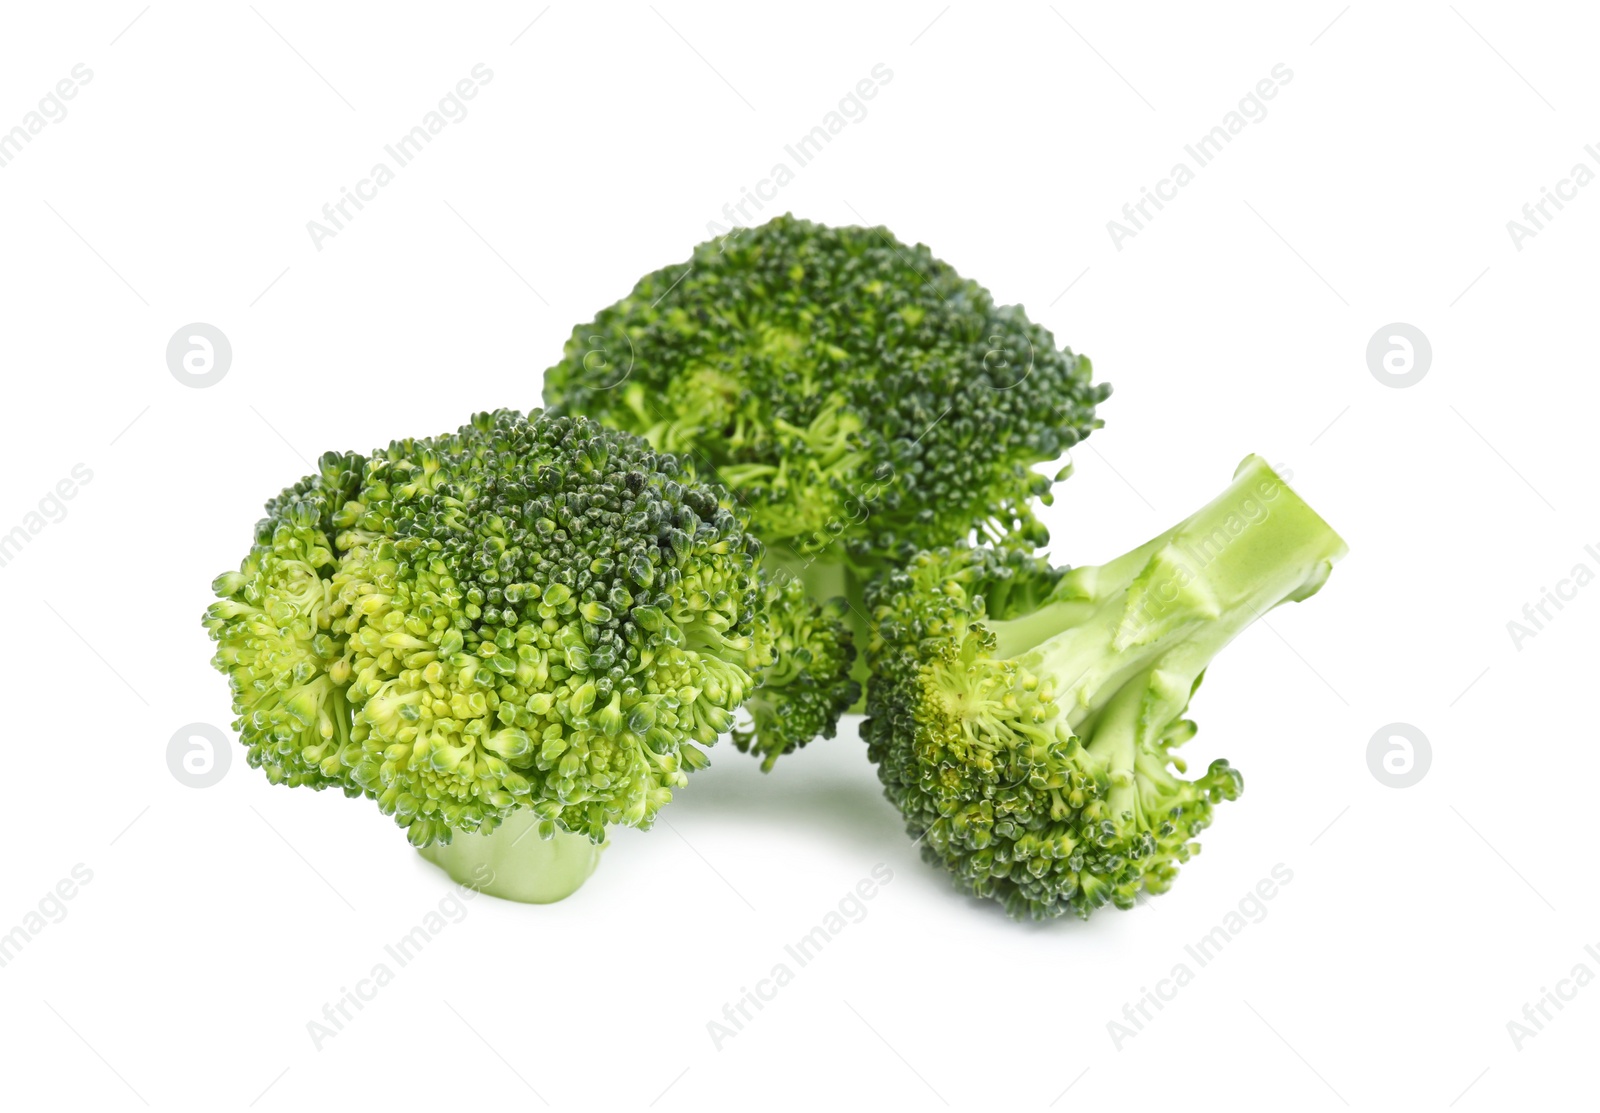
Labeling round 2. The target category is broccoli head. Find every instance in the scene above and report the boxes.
[204,411,838,877]
[862,457,1346,920]
[542,214,1111,738]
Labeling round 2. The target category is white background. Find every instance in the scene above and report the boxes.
[0,2,1590,1110]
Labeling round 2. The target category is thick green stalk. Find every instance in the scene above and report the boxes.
[417,811,605,903]
[987,455,1347,732]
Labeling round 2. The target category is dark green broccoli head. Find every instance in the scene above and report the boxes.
[542,214,1110,573]
[863,458,1345,920]
[205,410,785,846]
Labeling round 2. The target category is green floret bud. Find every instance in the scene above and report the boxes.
[731,570,861,771]
[862,456,1346,920]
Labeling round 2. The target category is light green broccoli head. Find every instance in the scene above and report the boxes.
[205,410,779,846]
[863,457,1345,919]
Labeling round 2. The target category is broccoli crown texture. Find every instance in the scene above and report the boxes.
[541,214,1110,573]
[731,572,860,770]
[862,457,1346,920]
[204,410,781,847]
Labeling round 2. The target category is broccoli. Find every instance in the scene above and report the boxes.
[861,456,1346,920]
[203,409,845,901]
[733,574,860,770]
[542,214,1109,744]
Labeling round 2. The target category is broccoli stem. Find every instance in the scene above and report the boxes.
[766,550,850,609]
[987,455,1347,732]
[417,812,606,903]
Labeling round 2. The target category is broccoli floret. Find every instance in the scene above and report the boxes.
[542,214,1110,744]
[204,410,793,901]
[731,572,860,770]
[862,456,1346,920]
[204,450,367,793]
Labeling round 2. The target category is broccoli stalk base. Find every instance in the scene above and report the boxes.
[417,811,605,904]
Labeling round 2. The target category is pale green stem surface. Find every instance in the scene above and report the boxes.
[418,811,606,904]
